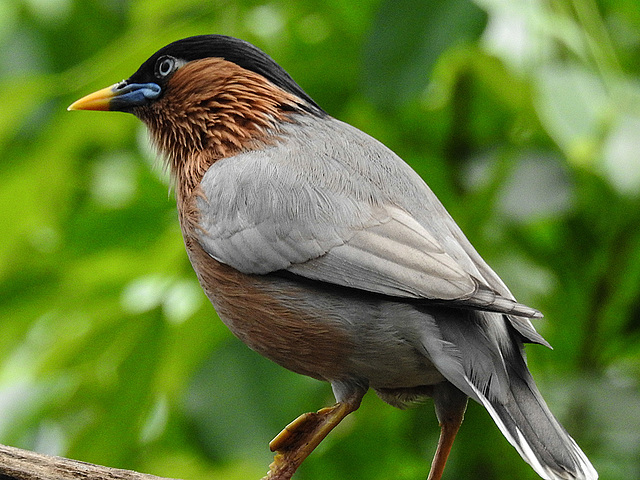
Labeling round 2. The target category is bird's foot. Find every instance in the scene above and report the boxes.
[269,406,335,452]
[261,403,353,480]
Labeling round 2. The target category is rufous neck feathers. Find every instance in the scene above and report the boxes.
[136,57,307,198]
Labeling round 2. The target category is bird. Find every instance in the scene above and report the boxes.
[68,34,597,480]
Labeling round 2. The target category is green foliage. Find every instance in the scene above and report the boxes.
[1,0,639,479]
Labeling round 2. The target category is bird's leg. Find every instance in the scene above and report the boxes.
[427,384,469,480]
[262,394,363,480]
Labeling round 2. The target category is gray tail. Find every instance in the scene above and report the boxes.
[465,354,598,480]
[424,307,597,480]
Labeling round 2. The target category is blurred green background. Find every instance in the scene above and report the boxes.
[1,0,639,479]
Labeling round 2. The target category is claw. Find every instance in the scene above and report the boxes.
[268,411,319,452]
[261,402,360,480]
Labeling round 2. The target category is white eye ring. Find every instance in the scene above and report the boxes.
[156,56,176,78]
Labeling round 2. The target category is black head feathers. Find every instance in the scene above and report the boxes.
[127,34,324,113]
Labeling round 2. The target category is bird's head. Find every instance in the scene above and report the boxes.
[69,35,325,193]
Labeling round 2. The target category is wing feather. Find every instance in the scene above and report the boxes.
[194,116,541,318]
[288,208,476,299]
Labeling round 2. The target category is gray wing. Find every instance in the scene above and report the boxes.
[195,117,541,318]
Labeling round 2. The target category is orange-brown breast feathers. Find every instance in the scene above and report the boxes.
[184,236,354,381]
[137,57,304,199]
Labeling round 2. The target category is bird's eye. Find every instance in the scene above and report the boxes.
[155,56,177,78]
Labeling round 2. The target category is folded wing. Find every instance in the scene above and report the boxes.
[195,117,541,318]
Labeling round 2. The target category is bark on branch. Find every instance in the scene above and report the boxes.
[0,444,177,480]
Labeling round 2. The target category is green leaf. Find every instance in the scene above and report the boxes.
[363,0,487,109]
[534,62,610,164]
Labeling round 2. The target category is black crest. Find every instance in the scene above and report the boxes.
[129,34,324,114]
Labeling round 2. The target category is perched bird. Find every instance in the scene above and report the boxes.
[69,35,597,480]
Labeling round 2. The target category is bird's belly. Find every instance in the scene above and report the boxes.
[185,237,444,389]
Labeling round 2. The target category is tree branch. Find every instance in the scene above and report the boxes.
[0,444,177,480]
